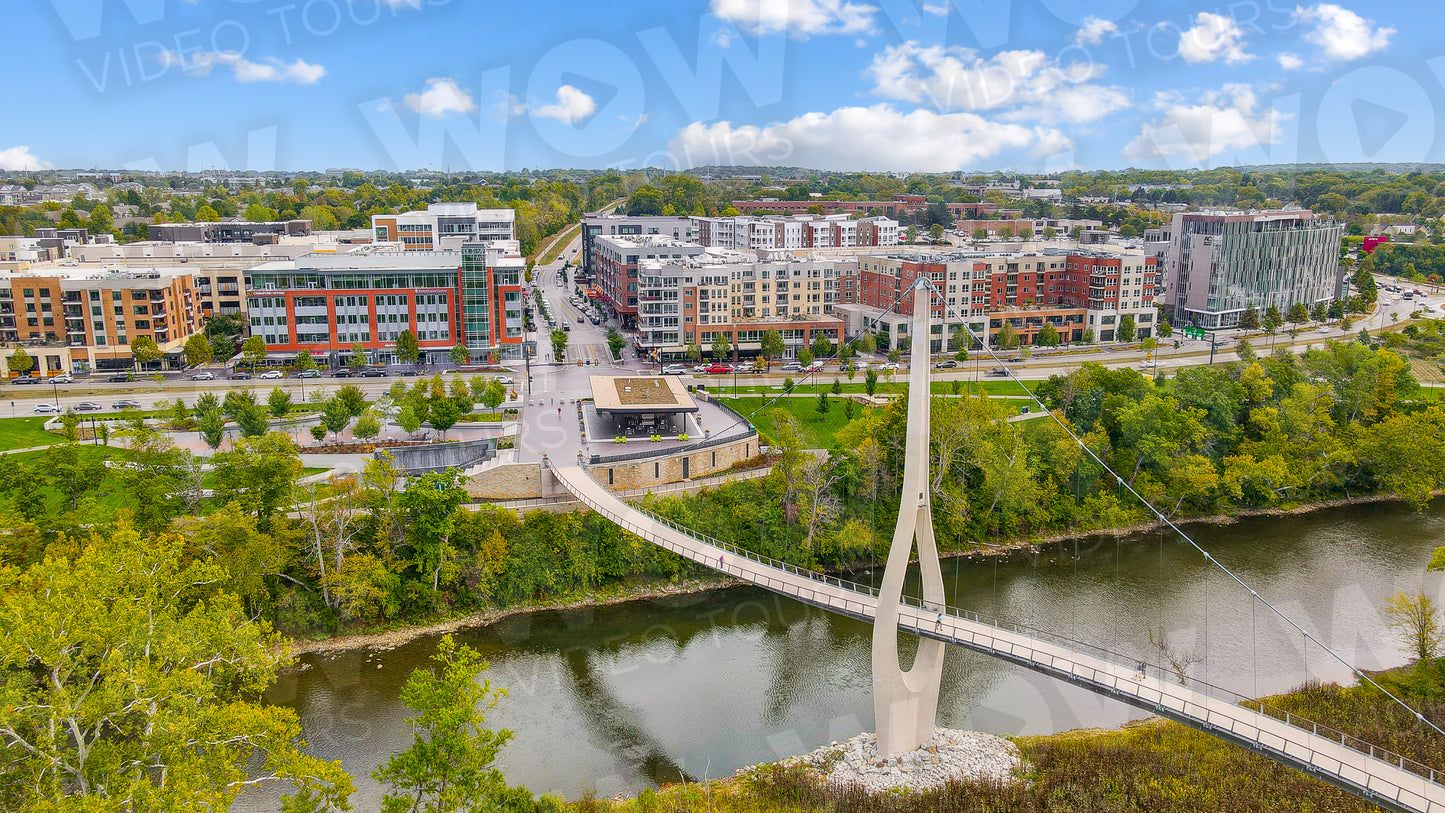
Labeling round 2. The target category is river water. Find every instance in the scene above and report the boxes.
[238,500,1445,808]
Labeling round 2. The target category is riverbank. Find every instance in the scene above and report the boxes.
[577,663,1445,812]
[283,488,1432,658]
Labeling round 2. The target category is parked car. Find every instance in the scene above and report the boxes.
[359,367,388,378]
[296,369,321,379]
[987,367,1009,377]
[399,368,421,377]
[50,373,73,384]
[260,370,283,380]
[75,401,102,411]
[332,368,353,378]
[106,372,133,383]
[11,375,41,385]
[704,364,732,374]
[190,371,215,381]
[693,364,710,373]
[780,362,802,372]
[879,362,899,372]
[33,403,59,413]
[661,364,686,375]
[229,371,252,380]
[854,362,869,372]
[934,360,958,369]
[111,400,143,410]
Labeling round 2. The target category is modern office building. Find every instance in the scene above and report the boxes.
[151,219,312,244]
[580,214,697,282]
[1161,209,1345,329]
[245,242,526,365]
[371,202,515,251]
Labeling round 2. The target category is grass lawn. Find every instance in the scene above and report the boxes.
[716,396,868,449]
[705,377,1034,398]
[0,417,64,451]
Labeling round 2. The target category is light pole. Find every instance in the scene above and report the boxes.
[51,378,59,413]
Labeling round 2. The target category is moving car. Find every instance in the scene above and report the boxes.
[296,369,321,379]
[496,375,514,385]
[50,374,73,384]
[75,402,102,411]
[934,360,958,369]
[107,372,133,383]
[33,403,59,413]
[661,364,686,375]
[190,371,215,381]
[359,367,388,378]
[879,362,899,372]
[229,371,252,380]
[704,363,732,374]
[332,368,353,378]
[260,370,283,380]
[11,375,41,385]
[987,367,1009,377]
[111,400,143,410]
[399,368,421,377]
[780,362,802,372]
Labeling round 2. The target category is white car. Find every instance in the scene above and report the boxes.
[661,364,687,375]
[33,403,59,413]
[50,374,73,384]
[1316,326,1331,334]
[853,362,869,371]
[880,362,900,372]
[260,370,283,380]
[496,375,515,385]
[190,371,215,381]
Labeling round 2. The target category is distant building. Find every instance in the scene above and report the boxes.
[580,214,697,282]
[371,202,515,251]
[151,219,312,244]
[729,195,995,220]
[690,213,899,251]
[1161,209,1344,329]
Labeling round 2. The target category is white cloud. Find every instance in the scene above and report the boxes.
[1298,3,1394,61]
[161,50,326,84]
[864,41,1129,124]
[1123,84,1288,163]
[532,85,597,125]
[920,0,949,17]
[712,28,732,47]
[709,0,877,38]
[669,104,1067,171]
[1074,16,1118,46]
[1178,12,1252,64]
[1277,52,1304,70]
[403,77,477,118]
[0,146,51,171]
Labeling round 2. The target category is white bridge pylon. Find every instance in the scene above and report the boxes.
[872,276,947,756]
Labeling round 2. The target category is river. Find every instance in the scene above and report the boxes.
[237,499,1445,808]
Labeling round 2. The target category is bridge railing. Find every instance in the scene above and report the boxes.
[615,495,1443,788]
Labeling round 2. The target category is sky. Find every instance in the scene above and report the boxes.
[1,0,1442,173]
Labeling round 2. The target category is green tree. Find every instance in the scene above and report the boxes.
[711,331,732,362]
[43,442,104,510]
[810,332,835,359]
[428,396,461,439]
[354,409,382,442]
[374,634,515,813]
[194,204,220,221]
[972,227,987,241]
[7,347,33,376]
[759,329,786,369]
[815,390,830,419]
[550,328,568,361]
[481,378,506,414]
[241,335,267,370]
[399,470,467,591]
[685,341,703,364]
[1117,314,1137,343]
[606,328,626,361]
[449,343,471,366]
[395,328,421,366]
[268,387,293,419]
[310,424,328,444]
[295,348,316,375]
[198,408,226,450]
[131,335,162,371]
[235,402,271,439]
[856,332,877,356]
[210,432,303,523]
[0,527,352,810]
[864,368,879,397]
[1238,305,1261,330]
[1036,323,1061,347]
[1236,337,1257,362]
[797,348,814,369]
[322,397,353,441]
[1264,305,1284,332]
[348,342,369,371]
[1385,591,1444,662]
[929,223,944,241]
[60,409,81,441]
[184,333,214,368]
[1287,302,1310,325]
[995,322,1020,350]
[335,384,367,417]
[397,404,423,436]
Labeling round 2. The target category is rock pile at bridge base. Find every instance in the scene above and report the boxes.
[782,729,1022,794]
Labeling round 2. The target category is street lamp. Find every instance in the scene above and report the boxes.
[51,377,59,413]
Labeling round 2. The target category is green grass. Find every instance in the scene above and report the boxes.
[716,396,867,449]
[706,378,1033,398]
[536,223,581,265]
[0,417,65,451]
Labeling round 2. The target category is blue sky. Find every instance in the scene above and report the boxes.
[2,0,1442,173]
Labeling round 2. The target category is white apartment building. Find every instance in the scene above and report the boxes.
[691,214,899,251]
[371,202,516,251]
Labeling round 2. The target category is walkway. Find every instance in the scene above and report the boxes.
[551,464,1445,813]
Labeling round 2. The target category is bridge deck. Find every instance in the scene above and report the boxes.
[551,465,1445,813]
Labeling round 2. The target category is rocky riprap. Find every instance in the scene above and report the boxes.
[769,729,1023,794]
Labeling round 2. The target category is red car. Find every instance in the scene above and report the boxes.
[704,364,732,374]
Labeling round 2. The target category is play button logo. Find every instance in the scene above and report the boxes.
[1317,66,1434,162]
[1350,99,1410,157]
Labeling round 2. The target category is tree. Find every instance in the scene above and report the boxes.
[1352,263,1379,304]
[6,347,33,376]
[295,348,316,375]
[797,347,814,368]
[759,329,785,369]
[348,342,369,371]
[60,408,81,441]
[685,341,703,364]
[810,332,835,359]
[235,402,271,439]
[711,331,732,362]
[856,332,877,355]
[310,424,328,444]
[864,368,879,397]
[198,408,226,450]
[399,471,467,591]
[1287,302,1310,325]
[1036,323,1061,347]
[43,442,104,510]
[354,409,382,442]
[397,405,423,436]
[210,432,303,523]
[1235,337,1257,362]
[268,386,293,419]
[184,333,214,368]
[322,397,354,441]
[428,396,461,439]
[374,635,516,813]
[481,378,506,414]
[131,335,162,371]
[606,328,626,361]
[1117,314,1137,343]
[815,391,830,420]
[395,328,421,366]
[972,227,988,241]
[0,527,352,810]
[929,223,944,242]
[194,204,221,221]
[550,328,568,361]
[240,335,267,370]
[996,321,1020,350]
[1238,305,1261,330]
[831,378,843,396]
[449,343,470,366]
[1385,591,1444,662]
[1264,305,1284,332]
[335,383,367,417]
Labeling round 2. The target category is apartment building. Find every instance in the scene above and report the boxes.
[151,219,312,244]
[842,248,1158,349]
[245,242,526,365]
[0,267,203,372]
[580,214,696,282]
[0,237,64,270]
[690,213,899,251]
[1161,209,1345,329]
[371,202,516,251]
[592,235,708,325]
[730,194,996,220]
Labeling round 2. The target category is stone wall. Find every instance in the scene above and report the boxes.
[588,436,757,490]
[383,438,496,475]
[466,462,544,500]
